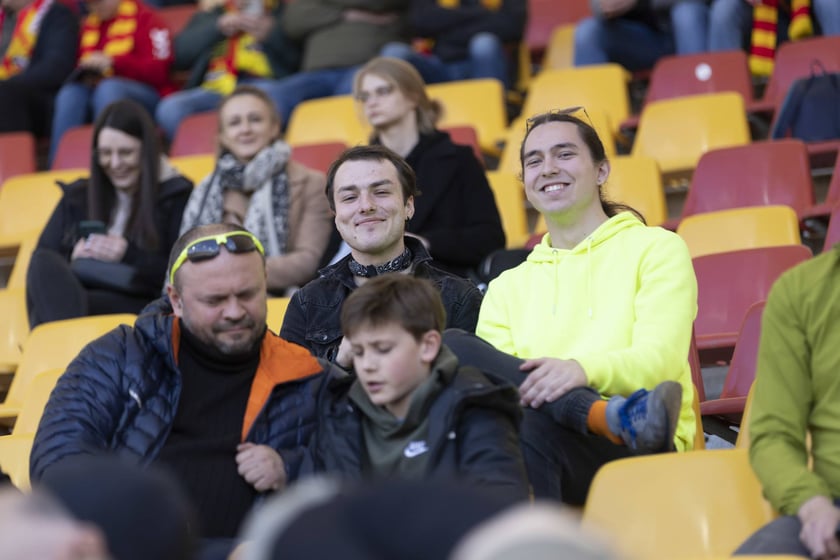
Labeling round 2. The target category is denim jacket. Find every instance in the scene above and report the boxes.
[280,237,483,361]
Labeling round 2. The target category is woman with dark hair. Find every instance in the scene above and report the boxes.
[451,108,698,504]
[27,99,193,327]
[179,85,333,295]
[352,56,505,277]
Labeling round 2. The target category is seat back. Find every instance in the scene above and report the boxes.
[0,132,36,187]
[683,139,814,220]
[51,125,94,170]
[762,36,840,107]
[688,330,706,449]
[0,289,28,374]
[693,246,809,353]
[825,203,840,251]
[603,155,667,226]
[427,79,508,155]
[720,301,766,401]
[266,297,291,333]
[12,367,63,435]
[0,170,85,251]
[158,3,197,36]
[442,125,484,166]
[541,24,577,70]
[169,111,218,157]
[285,95,369,146]
[631,92,750,177]
[485,171,529,248]
[290,141,347,174]
[676,205,801,259]
[645,50,753,106]
[524,0,590,58]
[170,154,215,185]
[522,65,630,138]
[582,449,776,560]
[0,314,136,417]
[735,384,757,449]
[497,112,615,178]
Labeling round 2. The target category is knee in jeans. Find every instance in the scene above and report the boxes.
[574,17,606,48]
[469,32,503,59]
[91,81,125,115]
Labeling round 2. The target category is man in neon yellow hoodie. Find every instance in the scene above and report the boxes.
[454,109,698,503]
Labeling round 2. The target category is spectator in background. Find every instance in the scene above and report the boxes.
[267,0,409,126]
[734,246,840,557]
[0,0,79,137]
[379,0,527,89]
[574,0,698,71]
[178,86,333,295]
[353,57,505,277]
[27,100,192,327]
[48,0,175,165]
[155,0,300,142]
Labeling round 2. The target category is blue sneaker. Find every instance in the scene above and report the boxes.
[605,381,682,453]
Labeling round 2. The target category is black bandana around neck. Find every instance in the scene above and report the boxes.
[348,248,413,278]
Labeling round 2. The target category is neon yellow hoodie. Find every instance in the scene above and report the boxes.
[477,212,698,450]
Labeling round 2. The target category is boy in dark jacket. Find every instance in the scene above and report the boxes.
[295,274,529,502]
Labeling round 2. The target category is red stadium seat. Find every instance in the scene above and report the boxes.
[0,132,36,188]
[51,125,93,170]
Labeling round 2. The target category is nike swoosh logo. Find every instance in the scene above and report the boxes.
[403,441,429,458]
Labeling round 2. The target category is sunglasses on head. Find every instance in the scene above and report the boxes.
[525,106,594,132]
[169,232,265,285]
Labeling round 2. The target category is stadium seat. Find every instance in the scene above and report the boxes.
[266,297,291,333]
[51,124,94,170]
[285,95,369,147]
[825,203,840,251]
[0,132,36,188]
[485,171,529,249]
[757,36,840,112]
[0,368,63,489]
[665,139,814,230]
[803,154,840,221]
[158,3,197,36]
[677,205,802,259]
[693,245,810,363]
[0,314,136,425]
[540,24,576,71]
[622,50,753,129]
[583,449,776,560]
[688,330,706,450]
[169,111,217,157]
[0,288,28,375]
[701,301,765,423]
[522,65,630,140]
[290,141,347,174]
[442,125,483,166]
[524,0,590,61]
[0,170,85,259]
[631,92,750,181]
[427,79,508,156]
[170,154,214,185]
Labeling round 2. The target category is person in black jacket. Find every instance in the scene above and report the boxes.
[353,56,505,276]
[293,274,529,502]
[0,0,79,136]
[279,145,484,367]
[26,100,193,327]
[379,0,526,88]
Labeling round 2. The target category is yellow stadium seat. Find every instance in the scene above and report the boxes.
[583,449,776,560]
[522,64,630,139]
[736,384,756,450]
[0,367,63,489]
[497,112,615,178]
[266,297,291,333]
[170,154,215,185]
[0,314,136,425]
[427,79,508,156]
[676,205,802,259]
[485,171,529,249]
[631,92,750,180]
[285,95,370,147]
[0,169,85,258]
[541,24,577,71]
[0,288,28,375]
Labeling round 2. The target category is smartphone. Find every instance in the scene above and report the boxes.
[77,220,106,239]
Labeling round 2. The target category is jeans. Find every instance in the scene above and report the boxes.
[814,0,840,35]
[574,16,675,71]
[671,0,710,54]
[380,32,510,87]
[49,77,161,165]
[259,67,359,129]
[442,329,633,503]
[155,77,287,141]
[734,498,840,556]
[708,0,756,51]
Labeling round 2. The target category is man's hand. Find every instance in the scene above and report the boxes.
[518,357,587,408]
[79,52,113,73]
[236,443,287,492]
[239,15,274,42]
[598,0,636,18]
[342,9,398,25]
[799,496,840,559]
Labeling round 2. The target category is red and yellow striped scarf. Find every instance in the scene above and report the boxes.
[749,0,813,76]
[79,0,139,75]
[0,0,54,79]
[414,0,502,53]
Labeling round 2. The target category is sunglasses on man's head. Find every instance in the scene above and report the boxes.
[525,106,593,132]
[169,232,265,285]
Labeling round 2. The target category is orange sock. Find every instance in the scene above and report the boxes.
[587,400,624,445]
